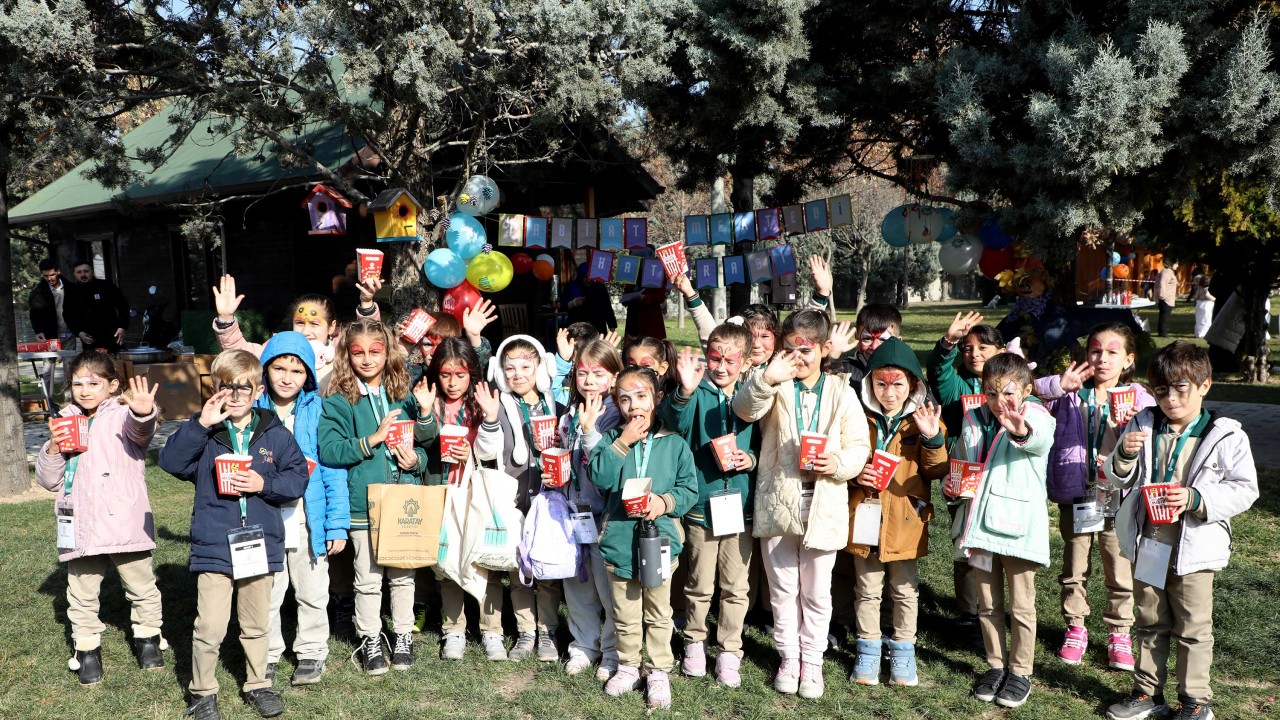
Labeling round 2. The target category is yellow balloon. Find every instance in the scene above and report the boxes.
[465,252,514,293]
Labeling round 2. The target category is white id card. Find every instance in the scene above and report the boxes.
[56,506,76,551]
[1072,500,1106,534]
[709,491,745,536]
[851,499,882,546]
[1133,537,1173,590]
[799,481,815,523]
[968,548,993,572]
[228,525,270,579]
[659,536,672,579]
[571,505,598,545]
[280,500,302,550]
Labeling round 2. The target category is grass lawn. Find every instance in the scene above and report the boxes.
[1,464,1277,719]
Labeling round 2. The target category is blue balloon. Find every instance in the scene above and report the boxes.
[1111,251,1122,265]
[445,213,487,261]
[979,215,1013,249]
[424,248,468,289]
[880,205,913,248]
[936,207,959,243]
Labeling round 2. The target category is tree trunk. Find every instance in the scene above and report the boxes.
[1240,280,1271,383]
[0,175,32,495]
[710,178,727,322]
[728,172,754,316]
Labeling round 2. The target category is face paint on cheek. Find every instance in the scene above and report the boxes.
[616,387,653,411]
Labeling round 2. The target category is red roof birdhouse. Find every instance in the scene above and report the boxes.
[301,184,352,235]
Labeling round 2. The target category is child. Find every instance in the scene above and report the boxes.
[661,325,759,688]
[589,366,698,709]
[551,322,621,405]
[739,304,779,376]
[838,304,903,393]
[159,350,309,719]
[36,353,164,686]
[403,300,497,387]
[256,333,350,687]
[622,335,678,396]
[1036,323,1153,671]
[318,318,434,675]
[486,334,564,661]
[848,337,948,687]
[1104,341,1258,720]
[732,308,870,700]
[549,338,625,677]
[947,352,1055,709]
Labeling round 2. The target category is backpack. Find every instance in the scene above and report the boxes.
[517,490,583,585]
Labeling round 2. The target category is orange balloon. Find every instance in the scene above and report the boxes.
[1112,263,1131,279]
[532,260,555,282]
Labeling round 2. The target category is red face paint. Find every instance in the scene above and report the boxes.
[873,368,906,384]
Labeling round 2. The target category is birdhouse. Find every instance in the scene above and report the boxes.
[301,184,352,235]
[370,188,424,242]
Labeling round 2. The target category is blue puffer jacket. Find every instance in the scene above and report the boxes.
[258,332,351,558]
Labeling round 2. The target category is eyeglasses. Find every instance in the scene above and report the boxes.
[220,383,255,399]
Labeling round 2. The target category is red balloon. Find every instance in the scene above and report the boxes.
[532,260,554,282]
[979,246,1014,279]
[442,280,482,322]
[511,252,534,275]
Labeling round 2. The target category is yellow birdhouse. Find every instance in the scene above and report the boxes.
[369,188,424,242]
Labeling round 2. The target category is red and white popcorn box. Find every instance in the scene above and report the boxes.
[385,420,416,451]
[400,308,437,344]
[1143,483,1181,525]
[530,415,558,452]
[622,477,653,516]
[655,240,689,280]
[215,454,253,496]
[798,431,828,472]
[711,434,738,472]
[866,450,902,491]
[542,448,572,488]
[356,249,384,284]
[1108,386,1138,425]
[947,459,983,499]
[961,393,985,414]
[52,416,89,453]
[306,457,318,476]
[439,424,468,463]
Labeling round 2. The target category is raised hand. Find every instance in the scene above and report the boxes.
[463,298,497,340]
[602,330,622,348]
[675,346,705,396]
[213,275,244,321]
[555,328,574,361]
[912,400,943,440]
[945,310,984,344]
[619,415,648,446]
[762,349,802,386]
[809,254,833,298]
[1060,361,1095,393]
[357,276,383,307]
[828,320,856,358]
[579,394,604,435]
[672,271,697,299]
[370,408,404,447]
[198,389,233,428]
[996,396,1029,436]
[475,381,501,422]
[124,376,160,417]
[412,377,437,411]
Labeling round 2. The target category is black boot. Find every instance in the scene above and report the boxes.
[132,634,165,670]
[74,648,103,686]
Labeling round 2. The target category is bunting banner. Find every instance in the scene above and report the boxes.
[525,216,548,249]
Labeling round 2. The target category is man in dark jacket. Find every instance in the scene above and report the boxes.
[28,258,74,345]
[66,260,130,352]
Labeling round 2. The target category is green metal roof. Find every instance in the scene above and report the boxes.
[8,102,362,227]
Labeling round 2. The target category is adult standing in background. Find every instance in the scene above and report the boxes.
[66,259,130,353]
[1156,260,1179,337]
[1192,272,1216,338]
[28,258,75,349]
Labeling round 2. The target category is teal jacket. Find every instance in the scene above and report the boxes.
[658,380,759,528]
[926,339,983,447]
[589,428,698,580]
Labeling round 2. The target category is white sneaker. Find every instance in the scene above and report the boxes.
[774,658,800,695]
[441,632,466,661]
[565,654,592,675]
[798,661,825,699]
[481,632,508,661]
[596,657,619,681]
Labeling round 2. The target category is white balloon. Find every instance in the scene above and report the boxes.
[938,234,984,275]
[458,175,500,216]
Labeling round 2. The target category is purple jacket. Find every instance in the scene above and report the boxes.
[1035,376,1155,504]
[36,399,158,561]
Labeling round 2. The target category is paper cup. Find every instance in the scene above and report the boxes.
[52,415,89,453]
[385,419,416,451]
[530,415,558,452]
[1143,483,1180,525]
[711,434,738,472]
[356,249,384,284]
[542,448,572,488]
[867,450,901,491]
[401,308,437,344]
[798,431,828,472]
[947,459,983,499]
[961,393,985,414]
[306,457,317,476]
[1108,387,1138,425]
[655,240,689,280]
[439,424,468,463]
[215,453,253,496]
[622,477,653,516]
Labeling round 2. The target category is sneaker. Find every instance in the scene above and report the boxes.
[291,659,325,686]
[242,688,285,718]
[72,648,104,686]
[995,672,1032,709]
[132,634,165,670]
[1059,624,1088,664]
[508,631,536,661]
[185,694,221,720]
[358,635,389,676]
[973,667,1006,703]
[715,652,742,688]
[852,638,881,685]
[774,658,800,695]
[412,602,429,633]
[331,595,355,642]
[596,657,619,681]
[886,640,918,687]
[391,632,414,670]
[482,632,508,661]
[646,669,673,709]
[1174,698,1214,720]
[536,631,559,662]
[681,641,707,677]
[1109,632,1136,671]
[604,664,641,696]
[799,662,824,699]
[264,662,277,684]
[441,632,466,661]
[1106,690,1170,720]
[565,653,593,675]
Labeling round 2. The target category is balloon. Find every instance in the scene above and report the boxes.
[1113,263,1132,279]
[535,253,554,266]
[904,204,946,244]
[979,216,1014,249]
[444,212,487,260]
[880,205,913,247]
[979,246,1015,279]
[466,251,514,293]
[457,175,500,216]
[532,260,555,282]
[511,252,534,275]
[936,207,959,243]
[1110,251,1122,265]
[938,234,984,275]
[423,248,468,289]
[442,281,482,322]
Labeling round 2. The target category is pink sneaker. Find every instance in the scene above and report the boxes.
[604,664,641,696]
[646,670,672,709]
[681,641,706,677]
[1108,632,1135,671]
[774,658,800,695]
[1058,625,1088,664]
[715,652,742,688]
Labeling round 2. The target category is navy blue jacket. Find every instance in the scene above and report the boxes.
[159,408,309,575]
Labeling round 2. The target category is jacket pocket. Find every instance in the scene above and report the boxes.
[981,480,1031,538]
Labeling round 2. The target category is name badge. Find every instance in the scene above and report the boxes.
[799,481,815,523]
[280,500,302,550]
[571,504,598,545]
[1072,500,1106,535]
[1133,537,1173,590]
[708,490,745,537]
[851,499,882,547]
[56,505,76,551]
[228,525,270,579]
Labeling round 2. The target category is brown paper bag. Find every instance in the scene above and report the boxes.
[367,484,447,569]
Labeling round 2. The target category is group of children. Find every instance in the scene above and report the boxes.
[37,261,1258,720]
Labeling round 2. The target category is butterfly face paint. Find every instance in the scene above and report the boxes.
[783,333,825,382]
[984,376,1028,415]
[70,369,118,413]
[293,302,333,342]
[706,341,746,389]
[348,336,387,383]
[858,328,894,357]
[1086,330,1134,386]
[437,360,472,402]
[503,351,540,397]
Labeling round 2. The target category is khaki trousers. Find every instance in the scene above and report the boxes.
[440,574,504,635]
[349,529,416,637]
[974,553,1039,677]
[1134,568,1216,701]
[853,554,919,643]
[508,571,562,633]
[268,499,331,662]
[608,568,675,672]
[66,551,164,651]
[190,572,273,696]
[1058,510,1134,631]
[683,522,753,656]
[947,501,979,615]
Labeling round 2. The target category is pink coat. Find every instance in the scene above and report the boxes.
[35,399,158,560]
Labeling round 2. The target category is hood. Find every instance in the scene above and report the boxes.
[259,331,318,393]
[487,334,556,394]
[860,337,929,419]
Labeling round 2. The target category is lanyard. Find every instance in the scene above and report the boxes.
[61,417,95,493]
[792,375,825,437]
[362,381,389,423]
[517,396,548,457]
[1085,388,1110,474]
[875,413,905,452]
[634,433,654,478]
[715,385,737,437]
[1153,411,1204,487]
[224,416,257,524]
